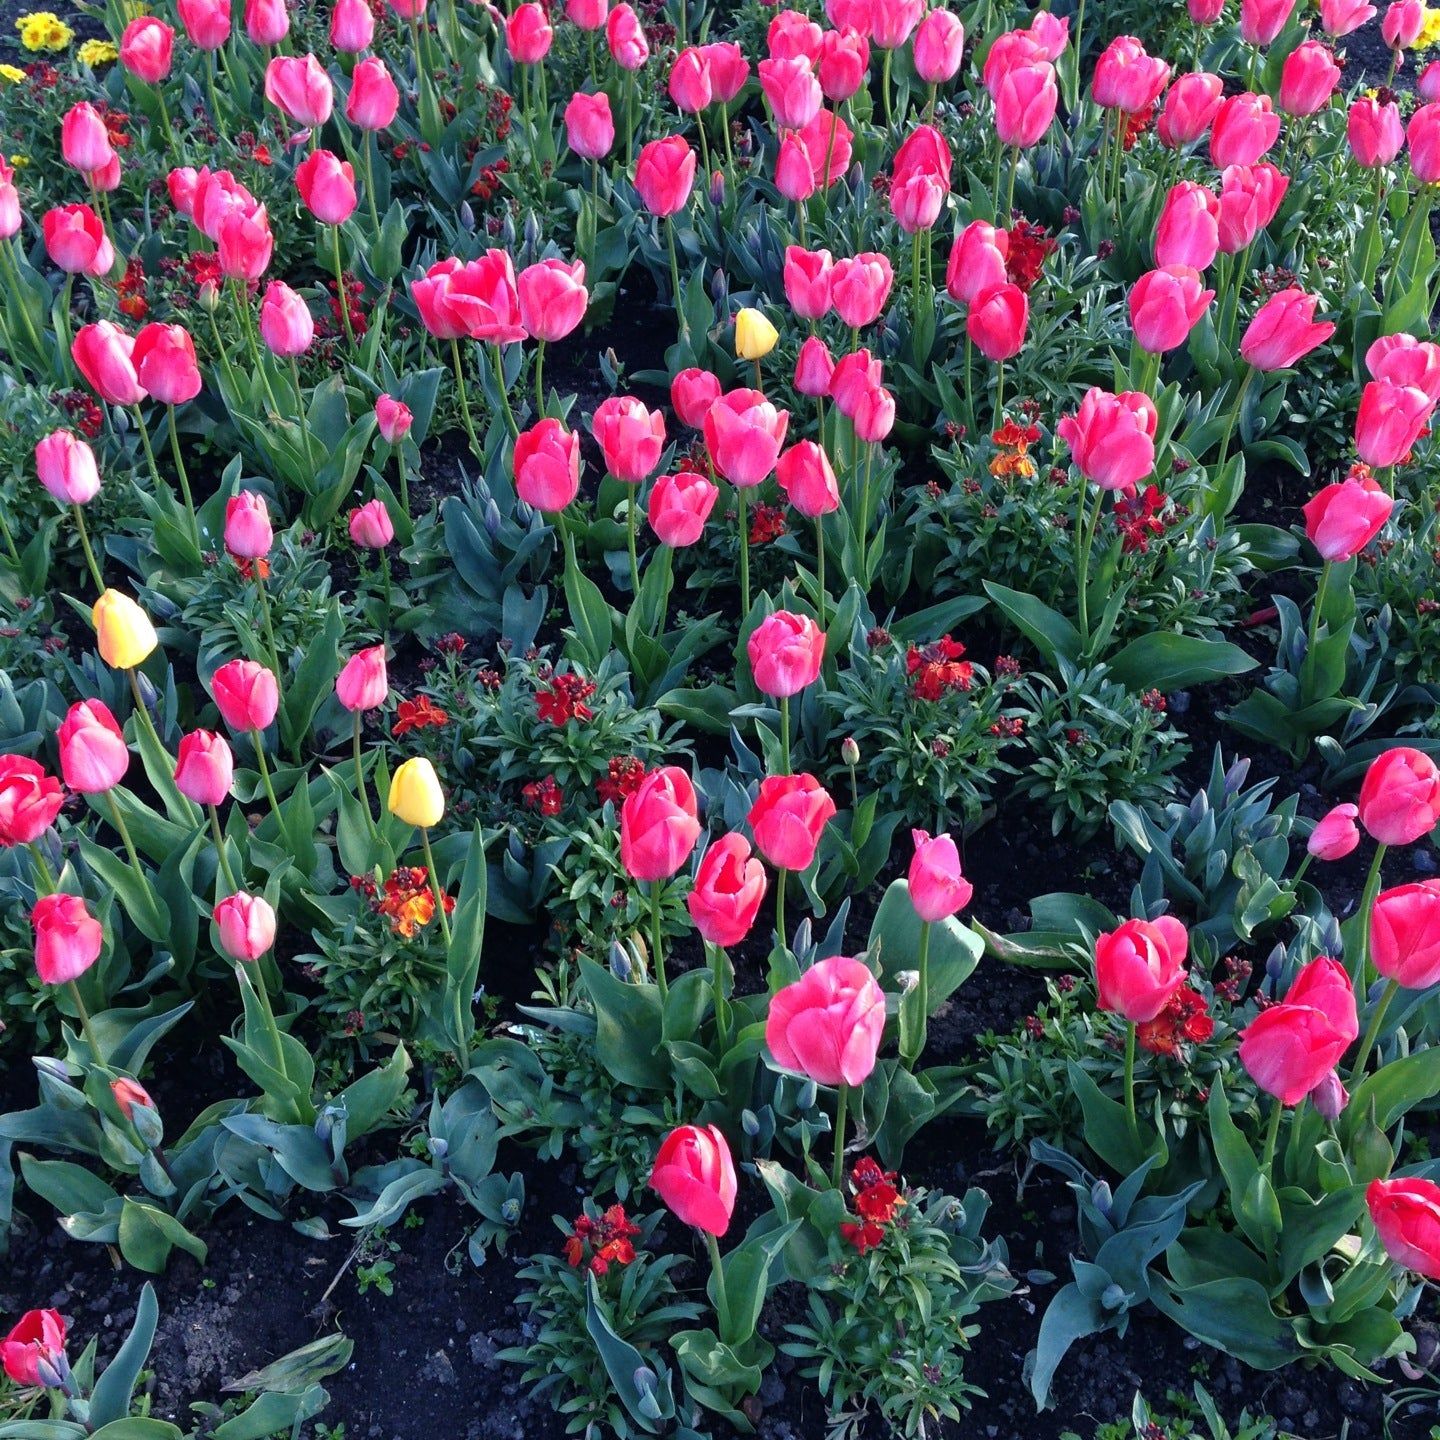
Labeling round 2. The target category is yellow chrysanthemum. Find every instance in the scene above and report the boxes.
[77,38,118,65]
[17,10,72,49]
[9,154,30,168]
[0,64,24,83]
[1416,6,1440,47]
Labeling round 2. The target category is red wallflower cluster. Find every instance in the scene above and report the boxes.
[1003,219,1057,293]
[839,1158,906,1255]
[536,672,596,726]
[522,775,563,815]
[392,695,449,736]
[1136,985,1214,1057]
[749,503,787,544]
[906,635,974,700]
[596,755,648,806]
[351,866,455,938]
[563,1204,641,1275]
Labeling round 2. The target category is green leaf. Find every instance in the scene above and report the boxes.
[578,957,668,1091]
[89,1283,161,1424]
[117,1199,207,1273]
[1107,633,1257,692]
[981,581,1081,666]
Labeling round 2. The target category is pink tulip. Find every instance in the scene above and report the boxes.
[177,0,231,48]
[748,772,835,870]
[259,280,314,357]
[783,246,834,320]
[32,894,103,986]
[1347,96,1405,167]
[768,10,824,62]
[330,0,375,50]
[119,16,174,82]
[1302,473,1393,561]
[748,610,825,698]
[1420,58,1440,100]
[760,55,822,130]
[566,0,607,28]
[1367,333,1440,401]
[703,389,789,487]
[295,149,357,225]
[336,646,389,711]
[174,730,233,805]
[648,470,718,546]
[967,283,1028,361]
[829,349,883,417]
[244,0,289,44]
[223,491,273,559]
[513,418,581,512]
[1408,103,1440,183]
[817,26,868,100]
[1383,0,1426,48]
[946,220,1010,306]
[669,47,713,113]
[1279,40,1341,118]
[347,57,400,130]
[593,396,665,481]
[1238,288,1335,371]
[1217,163,1288,253]
[349,498,395,548]
[410,253,525,344]
[1209,92,1280,167]
[216,205,274,282]
[1094,915,1189,1023]
[1130,266,1213,353]
[993,61,1058,148]
[43,204,114,277]
[1157,72,1223,149]
[766,955,886,1086]
[1321,0,1377,32]
[1154,181,1219,270]
[72,321,145,406]
[565,91,615,159]
[505,1,552,62]
[776,440,840,516]
[797,109,852,189]
[634,135,696,216]
[35,430,101,505]
[212,658,280,732]
[868,0,924,48]
[699,40,749,100]
[649,1124,736,1235]
[1371,880,1440,989]
[1354,379,1432,469]
[1240,0,1297,45]
[795,336,836,396]
[1092,36,1170,113]
[214,892,277,962]
[908,828,972,922]
[687,833,766,947]
[375,394,412,443]
[58,699,128,793]
[1308,803,1360,860]
[1,1311,66,1388]
[264,53,334,128]
[1239,957,1357,1105]
[1056,388,1158,491]
[61,102,114,174]
[517,259,588,343]
[620,766,701,881]
[132,323,202,406]
[670,368,722,428]
[829,252,893,328]
[605,3,648,68]
[913,8,964,84]
[1359,747,1440,846]
[1368,1177,1440,1281]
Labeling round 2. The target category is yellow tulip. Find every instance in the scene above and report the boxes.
[92,589,158,670]
[734,307,779,361]
[389,757,445,828]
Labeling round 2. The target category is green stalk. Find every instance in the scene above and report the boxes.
[166,406,201,550]
[250,728,286,834]
[208,803,239,896]
[1351,976,1400,1080]
[1123,1021,1140,1145]
[649,880,668,998]
[72,505,105,593]
[831,1081,850,1190]
[420,826,453,947]
[68,980,103,1061]
[450,337,481,457]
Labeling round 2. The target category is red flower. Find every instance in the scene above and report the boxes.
[1136,985,1214,1057]
[535,672,596,726]
[840,1218,886,1253]
[749,502,788,544]
[596,755,648,806]
[521,775,564,816]
[392,695,450,736]
[563,1204,642,1274]
[906,635,974,700]
[1003,218,1058,293]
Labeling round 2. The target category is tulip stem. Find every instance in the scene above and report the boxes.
[420,827,452,947]
[165,406,202,551]
[288,355,323,476]
[814,516,827,631]
[534,339,546,417]
[1215,366,1256,472]
[130,405,167,502]
[353,711,376,837]
[71,504,105,593]
[831,1081,850,1191]
[1302,559,1333,698]
[1353,842,1389,985]
[910,920,932,1068]
[707,941,730,1049]
[67,980,103,1062]
[649,881,668,998]
[625,485,640,596]
[1074,481,1104,654]
[1123,1021,1140,1146]
[775,868,787,953]
[736,488,751,618]
[1,239,46,363]
[332,228,358,351]
[254,575,284,680]
[779,694,792,775]
[208,803,239,896]
[1352,977,1400,1080]
[27,841,57,896]
[704,1229,730,1336]
[490,345,521,439]
[250,729,286,836]
[126,668,168,756]
[665,216,687,338]
[1260,1094,1284,1180]
[362,132,381,233]
[449,338,481,458]
[103,790,148,891]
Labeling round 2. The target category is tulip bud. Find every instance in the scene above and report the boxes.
[92,589,158,670]
[841,736,860,766]
[709,169,726,206]
[734,307,779,360]
[609,939,632,980]
[1312,1069,1349,1120]
[388,757,445,827]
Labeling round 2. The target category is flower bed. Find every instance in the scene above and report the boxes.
[2,0,1440,1436]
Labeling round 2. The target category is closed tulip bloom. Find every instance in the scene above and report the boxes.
[1384,0,1426,46]
[1239,288,1335,371]
[795,336,835,396]
[1240,0,1297,44]
[178,0,231,47]
[1130,266,1214,353]
[1367,333,1440,401]
[735,307,779,360]
[1210,92,1280,167]
[799,110,853,189]
[330,0,375,50]
[35,430,101,505]
[818,26,868,100]
[514,418,582,512]
[58,699,128,794]
[760,55,822,130]
[908,828,972,922]
[827,0,871,33]
[982,28,1043,90]
[1408,103,1440,183]
[1217,163,1288,253]
[258,281,314,357]
[766,954,886,1086]
[913,8,964,83]
[1355,379,1433,469]
[92,589,157,670]
[868,0,924,48]
[1421,58,1440,100]
[649,1124,736,1235]
[1359,747,1440,846]
[993,61,1059,148]
[605,2,648,67]
[349,498,395,547]
[517,259,588,343]
[1157,72,1223,148]
[61,102,114,173]
[336,646,388,711]
[670,368,722,428]
[566,0,607,28]
[703,389,789,487]
[669,46,713,112]
[1057,388,1158,492]
[506,1,552,62]
[593,396,665,481]
[111,1076,155,1122]
[376,394,413,443]
[1,1310,67,1388]
[0,757,63,846]
[1303,474,1394,562]
[1094,915,1189,1022]
[649,470,718,546]
[44,204,114,278]
[783,246,834,320]
[967,283,1028,361]
[634,135,696,216]
[1238,957,1358,1105]
[565,91,614,158]
[174,729,234,805]
[748,772,836,871]
[216,205,274,282]
[347,57,400,129]
[89,154,122,196]
[946,220,1010,306]
[0,161,20,242]
[749,610,825,698]
[852,384,896,444]
[120,16,174,82]
[214,892,277,962]
[687,832,766,947]
[388,756,446,827]
[1154,181,1220,270]
[768,10,824,62]
[295,149,357,225]
[1371,880,1440,989]
[212,659,280,732]
[245,0,289,44]
[1322,0,1377,31]
[32,893,103,985]
[1369,1177,1440,1280]
[829,349,883,416]
[132,323,202,405]
[775,132,818,200]
[223,491,273,559]
[1348,96,1406,167]
[620,765,701,881]
[830,253,893,328]
[776,441,840,517]
[1190,0,1226,19]
[1308,803,1360,860]
[896,118,957,182]
[264,53,334,127]
[190,168,260,239]
[700,39,749,100]
[1092,36,1171,113]
[891,169,948,233]
[1279,40,1341,118]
